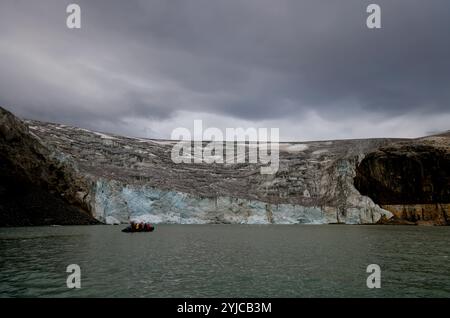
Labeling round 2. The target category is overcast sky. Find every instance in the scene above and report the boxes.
[1,0,449,141]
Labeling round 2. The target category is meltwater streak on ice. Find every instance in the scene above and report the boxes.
[0,225,449,297]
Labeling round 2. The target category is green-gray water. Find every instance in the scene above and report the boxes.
[0,225,449,297]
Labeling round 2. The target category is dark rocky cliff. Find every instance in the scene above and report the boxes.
[0,107,99,226]
[354,136,450,225]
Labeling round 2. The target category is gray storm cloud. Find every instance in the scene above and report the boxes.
[0,0,449,140]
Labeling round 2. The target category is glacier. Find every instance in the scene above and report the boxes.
[93,178,390,225]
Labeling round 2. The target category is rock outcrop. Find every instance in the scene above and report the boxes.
[0,107,99,226]
[354,135,450,225]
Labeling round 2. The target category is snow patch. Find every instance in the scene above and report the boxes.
[282,144,309,152]
[150,140,176,145]
[93,132,117,140]
[312,149,328,155]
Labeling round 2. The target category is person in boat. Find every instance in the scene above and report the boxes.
[122,221,154,232]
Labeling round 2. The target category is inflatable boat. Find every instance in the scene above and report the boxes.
[122,222,155,233]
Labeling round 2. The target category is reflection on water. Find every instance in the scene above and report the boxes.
[0,225,449,297]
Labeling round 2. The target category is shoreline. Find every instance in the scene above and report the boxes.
[1,221,448,228]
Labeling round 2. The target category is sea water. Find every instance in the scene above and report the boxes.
[0,225,449,297]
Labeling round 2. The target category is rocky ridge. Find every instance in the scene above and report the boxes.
[0,107,98,226]
[354,134,450,225]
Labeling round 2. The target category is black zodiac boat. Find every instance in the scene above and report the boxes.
[122,222,155,233]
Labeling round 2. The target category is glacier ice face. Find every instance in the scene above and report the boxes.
[93,178,390,225]
[105,216,121,225]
